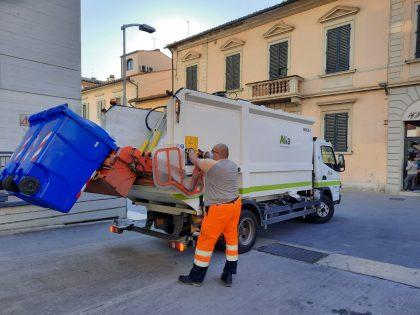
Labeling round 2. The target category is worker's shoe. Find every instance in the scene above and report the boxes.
[220,271,233,287]
[178,275,202,287]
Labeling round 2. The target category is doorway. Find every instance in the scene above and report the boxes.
[404,121,420,191]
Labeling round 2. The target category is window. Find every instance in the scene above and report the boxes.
[96,99,105,119]
[81,103,89,119]
[324,112,348,152]
[269,41,288,80]
[225,53,240,91]
[326,24,351,74]
[127,59,133,71]
[416,5,420,58]
[141,65,153,73]
[321,146,337,169]
[186,65,198,90]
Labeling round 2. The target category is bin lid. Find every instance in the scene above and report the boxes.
[29,104,117,150]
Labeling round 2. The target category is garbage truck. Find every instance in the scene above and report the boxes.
[0,89,345,253]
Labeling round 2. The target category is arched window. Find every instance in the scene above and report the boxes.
[127,59,133,71]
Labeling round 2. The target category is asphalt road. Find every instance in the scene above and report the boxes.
[1,191,420,314]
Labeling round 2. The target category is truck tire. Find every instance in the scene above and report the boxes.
[238,209,258,254]
[307,195,334,223]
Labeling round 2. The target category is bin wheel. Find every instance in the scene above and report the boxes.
[18,176,40,195]
[2,176,19,193]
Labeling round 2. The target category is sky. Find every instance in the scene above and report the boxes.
[81,0,283,80]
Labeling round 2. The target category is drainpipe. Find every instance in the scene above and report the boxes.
[170,48,174,93]
[127,78,139,107]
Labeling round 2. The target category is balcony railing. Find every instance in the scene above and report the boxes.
[246,75,303,103]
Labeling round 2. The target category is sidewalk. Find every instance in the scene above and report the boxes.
[260,190,420,269]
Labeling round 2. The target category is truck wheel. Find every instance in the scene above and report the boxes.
[238,209,258,254]
[307,195,334,223]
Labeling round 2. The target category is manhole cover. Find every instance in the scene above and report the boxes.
[257,243,328,264]
[389,197,405,201]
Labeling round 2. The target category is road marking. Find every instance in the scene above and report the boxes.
[256,238,420,288]
[317,254,420,289]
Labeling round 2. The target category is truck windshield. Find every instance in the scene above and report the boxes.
[321,146,337,169]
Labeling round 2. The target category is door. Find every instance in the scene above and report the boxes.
[313,138,341,202]
[404,121,420,190]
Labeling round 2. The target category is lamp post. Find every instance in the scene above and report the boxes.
[121,24,155,107]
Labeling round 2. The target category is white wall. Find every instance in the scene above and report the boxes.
[0,0,81,152]
[0,0,127,229]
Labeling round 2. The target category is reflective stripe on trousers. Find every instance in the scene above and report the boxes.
[194,198,241,267]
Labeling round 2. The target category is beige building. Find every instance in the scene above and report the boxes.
[386,0,420,193]
[81,77,105,90]
[82,49,172,124]
[167,0,391,192]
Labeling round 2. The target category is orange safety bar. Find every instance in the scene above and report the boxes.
[153,147,204,196]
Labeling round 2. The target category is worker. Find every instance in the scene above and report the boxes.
[179,143,241,287]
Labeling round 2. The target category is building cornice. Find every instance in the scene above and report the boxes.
[318,5,360,23]
[263,22,295,38]
[181,51,201,62]
[220,38,246,51]
[168,0,337,52]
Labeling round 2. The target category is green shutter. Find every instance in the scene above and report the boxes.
[270,41,288,80]
[186,65,198,90]
[324,113,348,152]
[326,24,350,74]
[226,54,240,90]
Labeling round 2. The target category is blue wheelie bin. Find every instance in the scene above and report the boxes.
[0,104,117,213]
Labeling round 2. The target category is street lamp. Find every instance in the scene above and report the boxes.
[121,24,156,107]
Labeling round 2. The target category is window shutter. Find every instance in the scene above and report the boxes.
[326,24,350,74]
[269,41,288,80]
[338,24,351,72]
[186,65,197,90]
[186,66,192,89]
[324,114,336,145]
[192,65,197,90]
[226,54,240,90]
[269,44,280,80]
[324,113,348,152]
[416,6,420,58]
[335,112,348,152]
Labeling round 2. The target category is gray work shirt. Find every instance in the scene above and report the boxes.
[199,159,239,206]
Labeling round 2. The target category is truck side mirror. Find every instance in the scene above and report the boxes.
[337,154,345,172]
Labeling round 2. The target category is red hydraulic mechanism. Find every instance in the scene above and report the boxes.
[85,146,153,197]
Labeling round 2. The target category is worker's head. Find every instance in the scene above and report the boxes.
[212,143,229,160]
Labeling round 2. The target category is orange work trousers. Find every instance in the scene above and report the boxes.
[194,198,241,268]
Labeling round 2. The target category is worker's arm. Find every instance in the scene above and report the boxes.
[188,148,201,169]
[188,148,217,173]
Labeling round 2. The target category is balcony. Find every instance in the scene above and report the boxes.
[246,75,303,104]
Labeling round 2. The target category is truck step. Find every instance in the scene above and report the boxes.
[111,219,184,242]
[260,200,320,226]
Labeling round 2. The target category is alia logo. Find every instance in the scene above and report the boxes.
[280,135,291,146]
